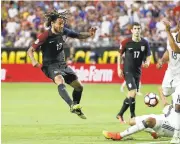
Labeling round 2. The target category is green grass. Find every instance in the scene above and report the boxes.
[2,83,171,144]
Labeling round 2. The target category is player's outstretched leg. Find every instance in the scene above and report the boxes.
[58,84,73,106]
[129,117,158,139]
[103,117,155,141]
[69,80,86,119]
[116,97,129,124]
[102,131,122,140]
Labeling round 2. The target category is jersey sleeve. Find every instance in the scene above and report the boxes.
[32,31,48,49]
[63,28,80,38]
[119,39,127,55]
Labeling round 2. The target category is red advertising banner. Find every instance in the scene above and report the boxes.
[1,64,167,84]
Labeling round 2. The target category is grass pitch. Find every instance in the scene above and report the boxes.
[2,83,171,144]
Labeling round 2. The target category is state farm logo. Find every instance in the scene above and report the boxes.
[70,65,113,82]
[1,69,7,80]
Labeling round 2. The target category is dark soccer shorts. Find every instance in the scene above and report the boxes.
[124,72,140,92]
[41,63,78,84]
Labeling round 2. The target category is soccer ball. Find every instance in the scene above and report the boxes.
[144,93,159,107]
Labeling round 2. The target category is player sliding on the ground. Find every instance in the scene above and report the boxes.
[103,87,176,141]
[27,9,96,119]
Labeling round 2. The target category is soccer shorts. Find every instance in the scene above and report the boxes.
[124,72,140,91]
[162,70,180,96]
[41,63,78,84]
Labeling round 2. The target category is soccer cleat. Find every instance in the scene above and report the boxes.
[116,115,126,124]
[102,131,122,140]
[151,132,158,139]
[70,104,87,119]
[170,136,180,144]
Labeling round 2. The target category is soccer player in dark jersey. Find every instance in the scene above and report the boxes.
[27,10,96,119]
[116,22,151,123]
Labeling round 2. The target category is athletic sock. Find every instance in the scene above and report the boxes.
[72,89,83,104]
[118,98,129,116]
[58,84,72,107]
[120,120,146,137]
[129,97,136,118]
[173,110,180,137]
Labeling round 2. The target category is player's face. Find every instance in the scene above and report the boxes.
[131,25,141,37]
[53,18,64,33]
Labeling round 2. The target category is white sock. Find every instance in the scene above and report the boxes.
[173,111,180,137]
[120,121,146,137]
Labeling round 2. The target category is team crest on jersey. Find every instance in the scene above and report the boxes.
[128,83,132,88]
[141,46,145,51]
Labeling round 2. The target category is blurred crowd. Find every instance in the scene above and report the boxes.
[1,1,180,48]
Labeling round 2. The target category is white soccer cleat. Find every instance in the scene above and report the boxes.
[170,136,180,144]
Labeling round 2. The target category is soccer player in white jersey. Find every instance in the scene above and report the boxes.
[102,87,176,141]
[156,20,180,144]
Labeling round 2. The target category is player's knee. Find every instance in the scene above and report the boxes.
[73,83,83,91]
[175,104,180,113]
[76,85,83,91]
[128,90,136,97]
[54,75,64,85]
[145,117,156,128]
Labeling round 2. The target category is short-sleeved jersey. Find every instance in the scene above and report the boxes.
[32,28,79,66]
[119,37,151,76]
[166,32,180,75]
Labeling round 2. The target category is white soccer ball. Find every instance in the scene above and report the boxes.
[144,93,159,107]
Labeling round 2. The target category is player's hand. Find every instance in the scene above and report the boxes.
[156,60,163,69]
[89,27,97,37]
[142,61,149,68]
[118,68,124,78]
[32,61,41,68]
[162,20,171,32]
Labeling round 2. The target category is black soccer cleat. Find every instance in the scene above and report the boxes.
[70,104,87,119]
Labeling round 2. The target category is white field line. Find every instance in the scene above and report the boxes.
[136,141,169,144]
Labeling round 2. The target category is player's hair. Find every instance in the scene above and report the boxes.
[132,22,141,27]
[44,9,70,27]
[132,22,141,28]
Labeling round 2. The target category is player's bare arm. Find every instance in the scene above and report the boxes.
[77,28,97,39]
[156,50,169,69]
[27,46,41,68]
[117,53,124,78]
[163,20,180,53]
[143,55,151,68]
